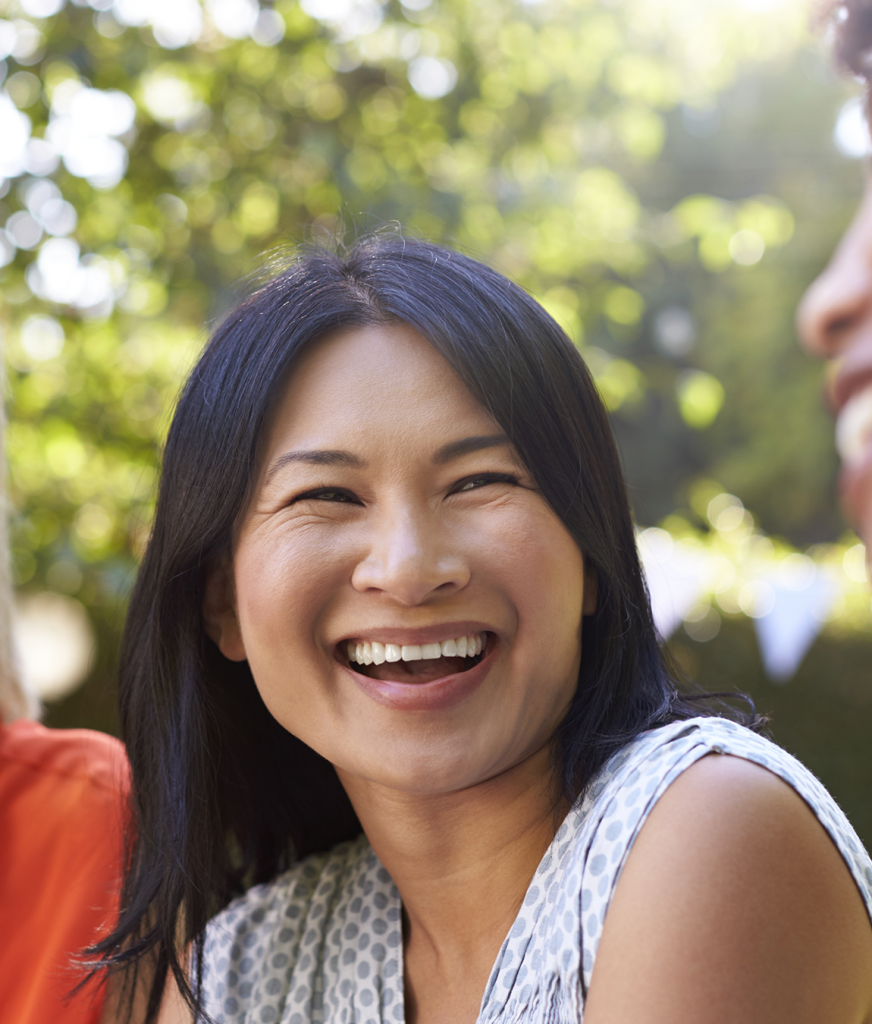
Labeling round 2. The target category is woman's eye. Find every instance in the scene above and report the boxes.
[454,473,518,493]
[294,488,360,505]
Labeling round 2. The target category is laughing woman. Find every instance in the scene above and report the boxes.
[96,236,872,1024]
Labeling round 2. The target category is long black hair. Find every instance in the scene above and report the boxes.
[93,233,740,1021]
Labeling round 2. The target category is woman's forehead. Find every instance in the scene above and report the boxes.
[262,323,503,460]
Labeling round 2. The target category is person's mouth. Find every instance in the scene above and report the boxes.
[341,631,488,685]
[835,382,872,538]
[836,383,872,467]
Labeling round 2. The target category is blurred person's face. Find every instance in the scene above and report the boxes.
[798,169,872,552]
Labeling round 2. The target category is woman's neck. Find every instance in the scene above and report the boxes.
[337,746,568,1024]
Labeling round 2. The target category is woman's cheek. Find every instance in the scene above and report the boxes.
[485,502,582,588]
[236,529,354,648]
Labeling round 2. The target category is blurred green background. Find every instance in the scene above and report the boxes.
[1,0,871,842]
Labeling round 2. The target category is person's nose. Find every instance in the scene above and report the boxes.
[350,504,471,606]
[797,183,872,359]
[797,251,872,359]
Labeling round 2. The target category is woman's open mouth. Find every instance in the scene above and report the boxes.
[343,632,488,685]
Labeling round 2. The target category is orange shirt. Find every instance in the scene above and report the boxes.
[0,719,129,1024]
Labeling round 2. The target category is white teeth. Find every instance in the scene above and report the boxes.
[837,386,872,465]
[346,633,486,665]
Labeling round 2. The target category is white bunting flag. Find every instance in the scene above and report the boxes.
[752,570,838,682]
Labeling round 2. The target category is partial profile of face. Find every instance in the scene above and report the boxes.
[798,172,872,551]
[204,323,596,797]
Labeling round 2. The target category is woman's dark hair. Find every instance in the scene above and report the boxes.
[93,233,745,1022]
[829,0,872,93]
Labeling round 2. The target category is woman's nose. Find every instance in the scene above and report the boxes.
[797,182,872,359]
[350,508,471,606]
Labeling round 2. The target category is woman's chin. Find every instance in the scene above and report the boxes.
[839,445,872,547]
[330,724,557,803]
[334,746,494,798]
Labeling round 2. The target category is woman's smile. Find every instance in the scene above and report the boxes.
[342,634,496,711]
[205,320,593,793]
[344,631,486,680]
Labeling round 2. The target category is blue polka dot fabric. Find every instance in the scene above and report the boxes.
[199,717,872,1023]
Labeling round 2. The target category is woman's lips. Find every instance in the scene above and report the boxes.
[340,638,496,712]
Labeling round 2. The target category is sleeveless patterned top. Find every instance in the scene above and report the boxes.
[199,717,872,1024]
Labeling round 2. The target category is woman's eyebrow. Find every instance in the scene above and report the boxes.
[264,449,366,484]
[264,436,510,483]
[433,434,511,464]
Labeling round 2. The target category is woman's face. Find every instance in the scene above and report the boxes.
[206,323,595,796]
[798,170,872,550]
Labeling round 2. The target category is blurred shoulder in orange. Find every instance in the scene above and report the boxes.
[0,719,130,1024]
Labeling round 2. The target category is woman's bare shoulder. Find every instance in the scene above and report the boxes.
[584,753,872,1024]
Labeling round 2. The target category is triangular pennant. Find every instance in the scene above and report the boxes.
[752,571,838,682]
[638,530,706,640]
